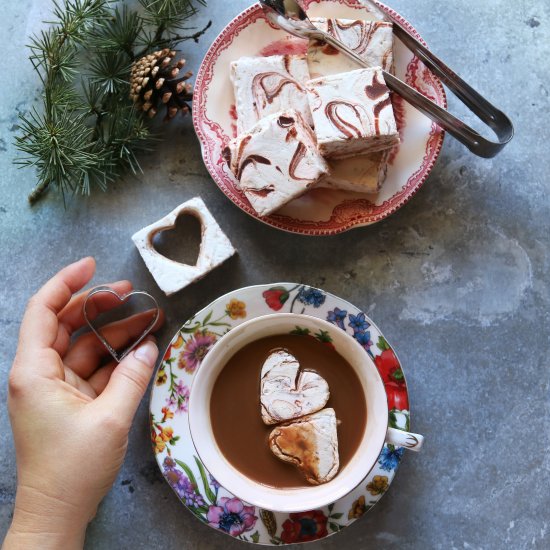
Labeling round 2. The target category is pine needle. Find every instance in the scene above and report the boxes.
[15,0,208,205]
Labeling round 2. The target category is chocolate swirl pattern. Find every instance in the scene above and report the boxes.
[365,72,393,134]
[231,54,313,133]
[252,72,305,117]
[326,19,377,56]
[223,110,328,217]
[324,101,366,139]
[307,18,394,78]
[238,154,271,180]
[288,141,308,181]
[365,71,389,100]
[306,67,399,159]
[372,97,393,134]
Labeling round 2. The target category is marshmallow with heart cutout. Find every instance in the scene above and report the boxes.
[131,197,236,296]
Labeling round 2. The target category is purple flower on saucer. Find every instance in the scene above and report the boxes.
[207,497,257,536]
[178,476,206,508]
[178,330,217,373]
[162,457,205,507]
[326,307,347,329]
[209,474,221,491]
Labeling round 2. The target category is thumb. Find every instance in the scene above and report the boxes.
[95,338,159,428]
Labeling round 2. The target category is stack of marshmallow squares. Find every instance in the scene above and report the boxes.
[224,17,399,217]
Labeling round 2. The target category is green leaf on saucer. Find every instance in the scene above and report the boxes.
[194,456,217,504]
[377,336,390,351]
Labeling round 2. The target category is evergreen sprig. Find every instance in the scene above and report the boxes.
[16,0,209,205]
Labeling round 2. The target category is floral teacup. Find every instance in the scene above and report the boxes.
[188,313,424,513]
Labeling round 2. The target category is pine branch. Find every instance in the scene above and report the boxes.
[16,107,105,202]
[90,5,143,58]
[135,19,211,56]
[139,0,204,32]
[15,0,208,206]
[88,50,132,93]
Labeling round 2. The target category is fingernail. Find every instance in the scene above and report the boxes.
[75,256,94,266]
[134,340,158,366]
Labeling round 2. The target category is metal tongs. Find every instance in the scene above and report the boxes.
[259,0,514,158]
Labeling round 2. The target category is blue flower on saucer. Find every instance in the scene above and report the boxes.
[298,287,326,308]
[326,307,347,329]
[348,312,370,333]
[354,330,373,350]
[378,445,405,471]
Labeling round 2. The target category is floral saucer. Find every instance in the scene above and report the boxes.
[192,0,446,235]
[150,284,412,545]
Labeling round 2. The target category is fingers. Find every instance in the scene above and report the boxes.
[53,280,133,356]
[87,363,117,395]
[58,280,133,333]
[63,365,100,400]
[92,338,159,427]
[63,309,164,379]
[17,257,96,363]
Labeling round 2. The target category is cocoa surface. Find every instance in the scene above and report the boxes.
[210,334,367,488]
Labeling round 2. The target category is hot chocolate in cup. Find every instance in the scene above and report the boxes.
[188,313,423,513]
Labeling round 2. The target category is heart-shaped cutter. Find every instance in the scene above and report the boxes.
[83,286,160,363]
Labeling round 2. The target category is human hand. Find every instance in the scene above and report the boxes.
[3,257,163,550]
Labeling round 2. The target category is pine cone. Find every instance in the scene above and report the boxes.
[130,49,193,121]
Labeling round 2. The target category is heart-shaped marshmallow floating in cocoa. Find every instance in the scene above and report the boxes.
[83,286,160,363]
[260,348,330,425]
[269,408,339,485]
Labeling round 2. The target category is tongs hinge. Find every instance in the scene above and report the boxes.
[366,1,514,157]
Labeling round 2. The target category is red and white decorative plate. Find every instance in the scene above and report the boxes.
[193,0,447,235]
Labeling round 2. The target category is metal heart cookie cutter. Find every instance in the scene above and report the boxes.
[83,286,160,363]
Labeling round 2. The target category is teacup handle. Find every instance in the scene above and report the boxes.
[386,427,424,452]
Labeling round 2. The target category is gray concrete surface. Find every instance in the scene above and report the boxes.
[1,0,549,548]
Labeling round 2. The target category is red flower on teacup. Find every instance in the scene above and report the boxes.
[375,347,405,386]
[206,497,257,537]
[385,381,409,411]
[280,510,328,544]
[262,287,290,311]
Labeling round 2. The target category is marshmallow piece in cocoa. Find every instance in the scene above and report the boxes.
[231,54,313,133]
[269,408,340,485]
[224,110,329,217]
[307,67,400,159]
[260,348,330,425]
[308,18,394,78]
[131,197,236,296]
